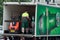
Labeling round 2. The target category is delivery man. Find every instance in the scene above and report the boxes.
[9,15,19,33]
[21,11,30,34]
[8,16,20,40]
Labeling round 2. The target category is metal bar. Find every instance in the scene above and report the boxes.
[0,34,34,37]
[46,7,49,40]
[46,7,48,35]
[0,33,60,37]
[35,35,47,37]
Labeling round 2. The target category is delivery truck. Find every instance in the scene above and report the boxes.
[3,0,60,38]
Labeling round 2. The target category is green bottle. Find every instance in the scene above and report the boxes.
[56,12,60,27]
[39,12,46,35]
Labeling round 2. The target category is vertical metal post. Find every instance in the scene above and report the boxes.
[46,7,49,40]
[47,1,49,4]
[46,7,49,35]
[53,0,55,3]
[18,0,20,4]
[45,0,51,4]
[38,0,40,2]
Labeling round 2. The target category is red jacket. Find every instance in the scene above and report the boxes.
[9,22,19,30]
